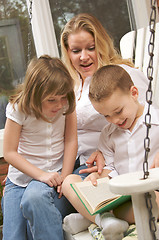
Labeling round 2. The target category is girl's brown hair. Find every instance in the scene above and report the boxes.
[10,55,75,121]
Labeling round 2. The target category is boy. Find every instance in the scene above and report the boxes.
[89,65,159,178]
[62,65,159,240]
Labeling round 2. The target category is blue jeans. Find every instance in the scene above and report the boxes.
[2,178,76,240]
[2,164,88,240]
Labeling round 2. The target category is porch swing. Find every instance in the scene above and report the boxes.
[109,1,159,240]
[26,0,159,239]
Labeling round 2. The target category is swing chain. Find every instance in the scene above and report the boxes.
[27,0,33,64]
[143,0,156,180]
[144,1,158,239]
[145,192,157,238]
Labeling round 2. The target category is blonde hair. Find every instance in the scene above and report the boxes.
[89,65,134,102]
[10,55,75,121]
[61,13,134,86]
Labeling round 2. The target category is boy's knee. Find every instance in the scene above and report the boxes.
[62,174,81,196]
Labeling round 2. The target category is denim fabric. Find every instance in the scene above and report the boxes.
[73,164,89,180]
[2,178,64,240]
[2,165,88,240]
[2,178,30,240]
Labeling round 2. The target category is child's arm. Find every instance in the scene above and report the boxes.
[58,110,77,197]
[3,118,63,187]
[61,111,78,178]
[61,110,78,179]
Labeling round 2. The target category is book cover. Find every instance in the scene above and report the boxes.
[71,177,131,215]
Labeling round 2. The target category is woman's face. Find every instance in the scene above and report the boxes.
[67,30,98,80]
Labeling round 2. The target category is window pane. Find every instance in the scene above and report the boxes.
[49,0,131,54]
[0,0,36,129]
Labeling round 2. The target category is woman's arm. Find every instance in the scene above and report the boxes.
[3,118,62,187]
[61,110,78,179]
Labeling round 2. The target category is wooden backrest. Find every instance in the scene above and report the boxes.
[0,129,8,186]
[120,22,159,106]
[0,130,4,159]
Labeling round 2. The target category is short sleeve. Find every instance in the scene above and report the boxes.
[6,102,26,125]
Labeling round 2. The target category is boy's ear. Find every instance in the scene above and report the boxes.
[130,86,138,100]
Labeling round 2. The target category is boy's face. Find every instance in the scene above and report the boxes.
[92,86,142,131]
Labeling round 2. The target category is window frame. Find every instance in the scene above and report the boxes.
[26,0,59,57]
[26,0,157,58]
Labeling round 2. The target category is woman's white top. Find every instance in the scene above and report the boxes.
[6,103,65,187]
[98,104,159,178]
[76,64,148,165]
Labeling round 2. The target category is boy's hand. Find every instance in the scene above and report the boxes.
[151,152,159,168]
[84,172,100,186]
[79,151,105,175]
[39,171,63,187]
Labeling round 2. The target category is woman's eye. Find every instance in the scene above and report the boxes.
[88,46,95,51]
[72,49,80,54]
[48,99,55,102]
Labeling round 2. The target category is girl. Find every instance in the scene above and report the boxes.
[2,55,77,240]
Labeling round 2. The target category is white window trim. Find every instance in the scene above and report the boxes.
[26,0,59,58]
[131,0,159,29]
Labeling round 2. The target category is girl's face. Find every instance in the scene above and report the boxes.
[92,87,143,132]
[67,30,98,81]
[42,94,67,119]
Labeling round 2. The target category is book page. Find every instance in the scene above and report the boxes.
[73,177,120,212]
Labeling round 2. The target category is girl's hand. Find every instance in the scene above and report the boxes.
[79,151,105,175]
[151,152,159,168]
[39,171,63,187]
[57,185,63,198]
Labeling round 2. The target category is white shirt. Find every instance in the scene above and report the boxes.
[6,102,65,187]
[76,64,148,164]
[98,104,159,178]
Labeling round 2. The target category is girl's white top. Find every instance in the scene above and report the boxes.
[76,64,148,165]
[6,102,65,187]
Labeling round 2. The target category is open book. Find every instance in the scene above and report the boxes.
[71,177,131,215]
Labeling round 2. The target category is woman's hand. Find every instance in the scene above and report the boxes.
[79,151,105,175]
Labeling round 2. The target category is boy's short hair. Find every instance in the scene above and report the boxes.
[89,65,134,102]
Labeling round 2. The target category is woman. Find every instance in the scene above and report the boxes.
[61,13,148,173]
[60,13,149,238]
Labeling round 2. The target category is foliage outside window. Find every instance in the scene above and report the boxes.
[0,0,35,129]
[49,0,131,55]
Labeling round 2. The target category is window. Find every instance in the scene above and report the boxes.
[49,0,131,54]
[0,0,35,129]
